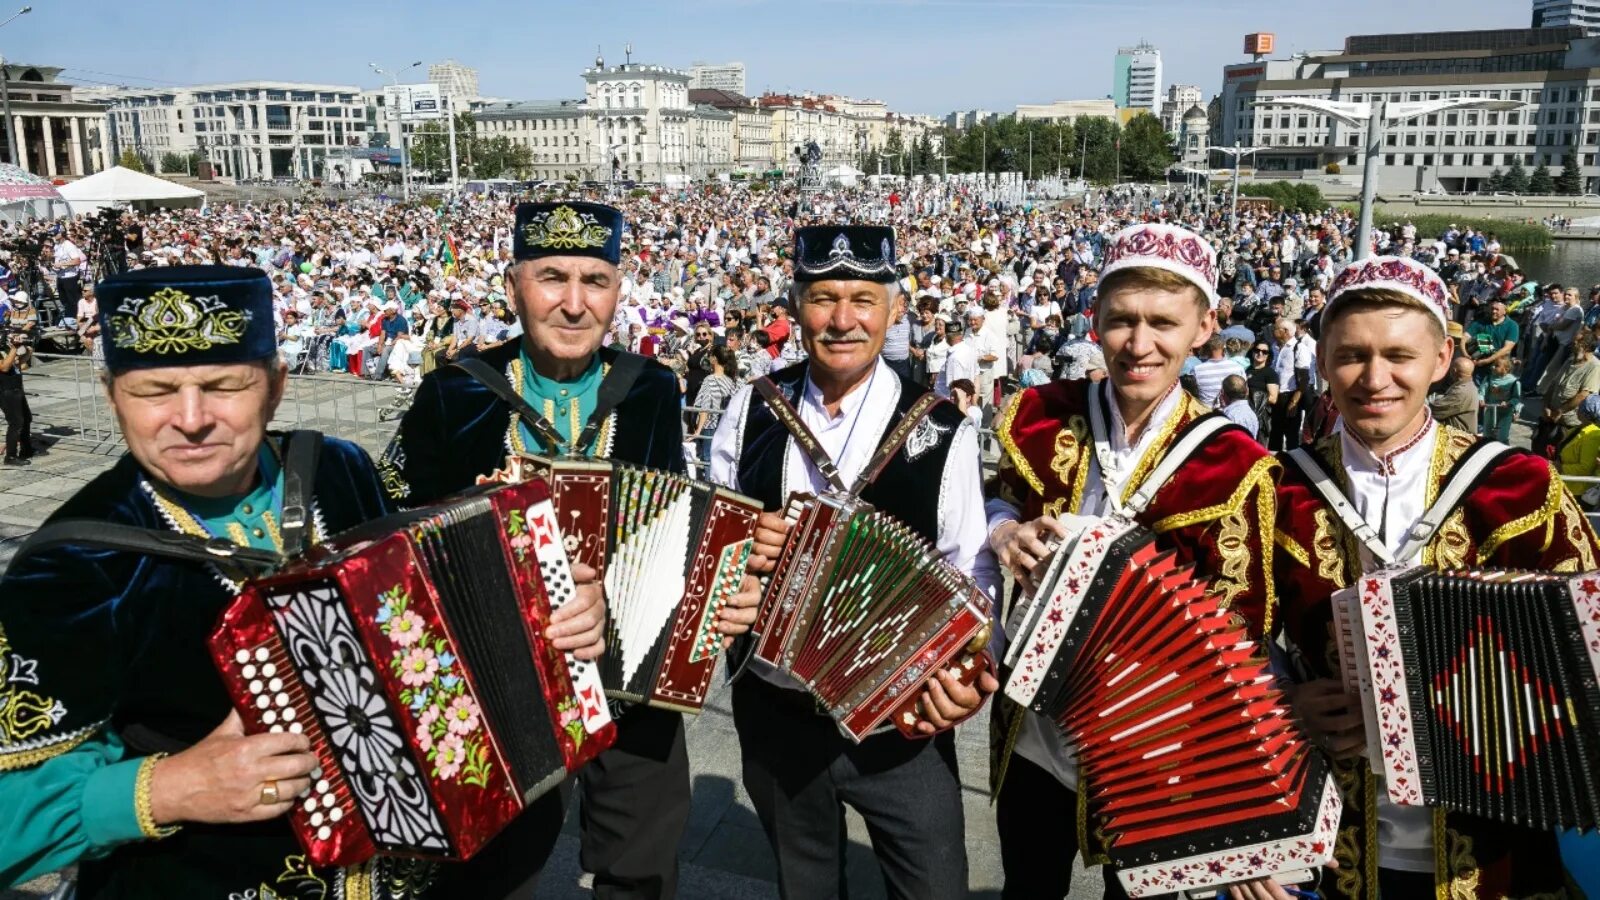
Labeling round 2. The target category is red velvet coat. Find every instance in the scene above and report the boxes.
[1275,425,1600,900]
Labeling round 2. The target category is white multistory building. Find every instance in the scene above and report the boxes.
[1114,42,1162,113]
[1216,25,1600,192]
[98,81,367,180]
[1015,98,1118,124]
[7,65,111,178]
[1535,0,1600,35]
[428,60,480,108]
[689,62,746,95]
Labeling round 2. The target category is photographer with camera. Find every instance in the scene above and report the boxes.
[1,294,35,465]
[50,230,88,312]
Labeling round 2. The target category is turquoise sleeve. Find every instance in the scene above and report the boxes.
[0,730,151,889]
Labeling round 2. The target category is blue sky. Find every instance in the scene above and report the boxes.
[16,0,1514,116]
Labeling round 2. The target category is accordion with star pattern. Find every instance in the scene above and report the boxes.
[1004,517,1340,898]
[749,492,994,742]
[500,454,762,714]
[1332,567,1600,830]
[208,478,616,867]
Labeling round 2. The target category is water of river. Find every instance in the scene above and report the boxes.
[1517,240,1600,289]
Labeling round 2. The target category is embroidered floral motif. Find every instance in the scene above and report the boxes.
[903,417,949,462]
[109,286,248,355]
[503,505,589,750]
[1049,416,1087,491]
[377,585,493,787]
[1329,256,1450,324]
[1431,507,1471,571]
[521,204,613,251]
[1312,508,1348,589]
[0,623,68,755]
[1211,509,1249,608]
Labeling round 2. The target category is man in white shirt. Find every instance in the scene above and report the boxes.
[938,316,979,398]
[710,224,999,900]
[1274,255,1600,900]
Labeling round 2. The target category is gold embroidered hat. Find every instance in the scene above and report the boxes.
[514,201,623,265]
[97,265,276,372]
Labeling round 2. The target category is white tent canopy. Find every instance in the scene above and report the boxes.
[57,166,205,215]
[0,163,70,224]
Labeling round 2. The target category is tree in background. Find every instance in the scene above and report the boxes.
[1502,159,1530,193]
[1118,113,1175,183]
[410,111,533,180]
[117,149,146,173]
[1556,152,1584,195]
[1528,163,1556,195]
[1484,167,1505,192]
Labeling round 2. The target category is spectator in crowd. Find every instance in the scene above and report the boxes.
[938,317,977,398]
[1190,335,1246,409]
[1469,298,1519,384]
[1540,329,1600,451]
[1245,340,1279,444]
[1219,373,1258,437]
[1557,393,1600,497]
[688,345,739,467]
[1429,356,1480,434]
[1479,355,1521,444]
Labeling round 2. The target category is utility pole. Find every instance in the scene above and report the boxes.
[446,94,460,189]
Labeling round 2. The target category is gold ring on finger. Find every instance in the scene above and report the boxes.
[259,780,280,806]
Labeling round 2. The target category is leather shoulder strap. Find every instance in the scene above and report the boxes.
[452,357,568,453]
[281,431,321,556]
[754,375,849,493]
[1393,440,1511,563]
[851,392,942,495]
[13,520,285,572]
[1286,446,1391,565]
[576,351,648,456]
[1124,414,1235,517]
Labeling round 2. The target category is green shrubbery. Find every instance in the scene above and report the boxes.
[1238,181,1326,212]
[1357,210,1555,255]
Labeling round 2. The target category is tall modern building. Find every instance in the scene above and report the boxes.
[1215,25,1600,192]
[689,62,746,94]
[1534,0,1600,35]
[428,60,480,108]
[1113,42,1162,112]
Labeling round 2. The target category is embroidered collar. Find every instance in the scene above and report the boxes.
[1103,380,1183,454]
[1340,412,1435,478]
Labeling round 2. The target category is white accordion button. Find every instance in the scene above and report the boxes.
[248,680,263,695]
[310,812,324,827]
[262,663,277,678]
[303,798,317,813]
[269,724,284,734]
[268,678,283,692]
[329,807,343,823]
[274,692,290,708]
[234,649,250,664]
[262,710,277,725]
[316,779,330,793]
[255,695,271,709]
[322,793,335,809]
[282,707,296,722]
[255,648,270,663]
[289,722,303,734]
[242,664,257,679]
[317,826,331,841]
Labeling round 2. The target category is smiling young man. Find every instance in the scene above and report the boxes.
[708,225,999,900]
[1273,256,1600,900]
[385,202,688,900]
[986,223,1280,900]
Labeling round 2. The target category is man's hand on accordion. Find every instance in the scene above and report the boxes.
[146,709,318,826]
[547,561,608,661]
[910,666,1000,736]
[1286,678,1367,760]
[991,516,1075,594]
[716,512,793,647]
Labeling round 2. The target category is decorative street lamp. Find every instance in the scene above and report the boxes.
[369,61,422,200]
[1214,142,1265,234]
[1252,96,1524,260]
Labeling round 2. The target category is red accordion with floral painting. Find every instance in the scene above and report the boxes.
[208,478,616,867]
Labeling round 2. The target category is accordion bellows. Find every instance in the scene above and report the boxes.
[510,455,761,712]
[1334,567,1600,831]
[209,480,615,867]
[752,492,993,742]
[1005,518,1339,898]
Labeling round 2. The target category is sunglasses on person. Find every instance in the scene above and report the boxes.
[1252,347,1270,355]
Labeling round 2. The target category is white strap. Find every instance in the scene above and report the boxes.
[1088,381,1236,517]
[1286,440,1512,567]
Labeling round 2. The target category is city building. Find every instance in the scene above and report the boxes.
[1534,0,1600,35]
[97,80,368,180]
[945,109,998,129]
[474,99,588,181]
[1215,25,1600,192]
[1160,84,1204,133]
[1113,42,1162,113]
[1180,104,1210,165]
[689,62,747,95]
[428,60,480,108]
[690,88,775,174]
[1015,98,1119,124]
[2,64,111,178]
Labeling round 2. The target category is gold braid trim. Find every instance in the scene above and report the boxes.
[1255,456,1278,635]
[988,696,1028,801]
[0,724,98,772]
[1118,393,1190,509]
[1478,472,1562,561]
[1145,455,1278,631]
[1147,455,1277,534]
[1364,770,1380,900]
[1275,529,1311,568]
[1434,807,1481,900]
[342,863,373,900]
[134,752,181,839]
[1557,487,1600,572]
[996,390,1047,497]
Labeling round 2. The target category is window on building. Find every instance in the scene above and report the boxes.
[1441,153,1454,166]
[1422,154,1434,165]
[1385,133,1398,147]
[1402,153,1414,165]
[1404,134,1417,146]
[1508,112,1521,125]
[1568,110,1579,124]
[1425,114,1438,126]
[1464,133,1477,146]
[1446,113,1459,127]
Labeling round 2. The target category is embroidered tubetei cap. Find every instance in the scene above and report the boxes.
[97,265,276,373]
[1098,223,1219,309]
[793,225,897,283]
[514,201,623,265]
[1327,255,1450,332]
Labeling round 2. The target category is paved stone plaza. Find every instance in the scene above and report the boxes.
[0,358,1097,899]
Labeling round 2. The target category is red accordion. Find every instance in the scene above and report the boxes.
[1005,517,1339,898]
[208,479,616,867]
[501,454,761,714]
[1333,566,1600,831]
[749,492,993,742]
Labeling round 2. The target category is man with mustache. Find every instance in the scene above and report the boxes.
[1272,256,1600,900]
[986,223,1281,899]
[708,225,1000,900]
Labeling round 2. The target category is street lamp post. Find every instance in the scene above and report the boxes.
[0,6,33,168]
[1215,142,1265,233]
[1251,96,1524,260]
[370,60,422,201]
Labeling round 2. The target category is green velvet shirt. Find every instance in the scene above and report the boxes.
[517,346,604,458]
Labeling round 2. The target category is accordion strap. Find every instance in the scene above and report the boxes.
[1286,439,1511,566]
[852,391,942,495]
[13,520,286,572]
[455,352,647,457]
[280,430,321,557]
[755,375,851,493]
[1123,414,1234,517]
[453,357,570,453]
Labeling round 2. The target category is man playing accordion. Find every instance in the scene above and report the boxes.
[0,266,605,899]
[711,224,1001,900]
[1273,256,1600,900]
[986,223,1281,899]
[383,201,686,899]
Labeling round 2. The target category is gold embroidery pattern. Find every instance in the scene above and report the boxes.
[504,357,614,459]
[1119,394,1191,509]
[1211,509,1250,609]
[1431,508,1471,571]
[1434,809,1480,900]
[1041,497,1067,520]
[0,622,71,768]
[996,391,1047,497]
[109,286,248,355]
[1048,416,1086,491]
[1479,471,1562,561]
[1559,488,1599,571]
[1312,508,1348,589]
[521,204,613,250]
[1275,529,1311,568]
[1329,755,1369,900]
